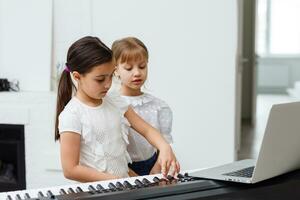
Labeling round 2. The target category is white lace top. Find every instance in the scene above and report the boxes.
[58,93,132,178]
[121,93,173,162]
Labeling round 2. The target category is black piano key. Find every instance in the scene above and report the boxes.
[67,187,75,194]
[134,179,145,187]
[88,185,96,191]
[88,185,96,192]
[153,176,160,183]
[75,186,84,193]
[123,180,134,189]
[59,188,67,195]
[167,175,177,183]
[177,173,184,179]
[96,184,110,193]
[24,193,31,199]
[96,184,105,190]
[116,181,125,189]
[108,182,117,190]
[167,175,174,180]
[37,191,44,197]
[46,190,55,198]
[142,178,151,185]
[15,194,22,200]
[6,195,13,200]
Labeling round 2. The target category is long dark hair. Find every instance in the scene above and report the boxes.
[54,36,112,141]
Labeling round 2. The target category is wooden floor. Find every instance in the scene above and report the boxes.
[238,94,297,160]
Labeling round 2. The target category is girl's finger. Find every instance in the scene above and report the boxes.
[162,160,171,177]
[161,162,167,177]
[176,160,181,173]
[169,161,177,177]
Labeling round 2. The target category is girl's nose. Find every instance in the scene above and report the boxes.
[104,77,112,89]
[133,68,142,76]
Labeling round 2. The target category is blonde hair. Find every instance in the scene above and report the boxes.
[112,37,148,64]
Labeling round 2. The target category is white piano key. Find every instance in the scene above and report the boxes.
[0,192,8,200]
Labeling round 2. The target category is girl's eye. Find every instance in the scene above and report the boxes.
[96,79,105,83]
[139,65,146,69]
[125,68,132,71]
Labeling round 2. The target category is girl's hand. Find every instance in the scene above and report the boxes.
[157,145,180,177]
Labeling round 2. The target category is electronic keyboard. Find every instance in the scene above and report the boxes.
[0,173,223,200]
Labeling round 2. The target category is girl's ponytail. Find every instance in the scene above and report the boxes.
[54,69,74,141]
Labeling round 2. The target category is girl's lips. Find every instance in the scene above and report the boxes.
[132,79,142,83]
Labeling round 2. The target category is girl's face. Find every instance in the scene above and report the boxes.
[74,62,115,103]
[116,60,148,94]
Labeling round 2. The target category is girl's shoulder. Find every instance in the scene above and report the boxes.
[59,97,84,120]
[120,92,154,106]
[105,91,130,114]
[122,93,170,109]
[61,97,81,113]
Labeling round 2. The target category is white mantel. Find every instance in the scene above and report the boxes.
[0,92,73,189]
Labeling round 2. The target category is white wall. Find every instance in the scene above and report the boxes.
[53,0,238,170]
[0,0,52,91]
[52,0,92,90]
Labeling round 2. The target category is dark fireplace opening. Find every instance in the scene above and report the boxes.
[0,124,26,192]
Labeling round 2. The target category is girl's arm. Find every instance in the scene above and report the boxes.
[60,132,120,182]
[124,107,180,177]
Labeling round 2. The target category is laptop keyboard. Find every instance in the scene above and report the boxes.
[223,166,255,178]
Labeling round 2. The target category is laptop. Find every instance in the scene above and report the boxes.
[190,101,300,184]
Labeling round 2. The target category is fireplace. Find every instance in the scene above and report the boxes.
[0,124,26,192]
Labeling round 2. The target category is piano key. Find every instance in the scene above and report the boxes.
[95,183,110,193]
[108,182,117,191]
[134,179,144,187]
[153,176,160,183]
[142,178,152,185]
[88,185,97,191]
[46,190,55,198]
[59,188,67,195]
[177,173,184,179]
[6,195,12,200]
[24,193,31,199]
[115,181,125,189]
[76,186,84,193]
[167,175,178,184]
[167,175,174,180]
[16,194,22,200]
[0,193,7,200]
[123,180,134,189]
[96,183,105,191]
[4,191,17,200]
[67,187,75,194]
[38,191,45,197]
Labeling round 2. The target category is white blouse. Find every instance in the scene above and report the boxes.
[58,93,132,178]
[121,93,173,162]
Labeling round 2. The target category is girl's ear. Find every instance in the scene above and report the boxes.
[72,71,81,81]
